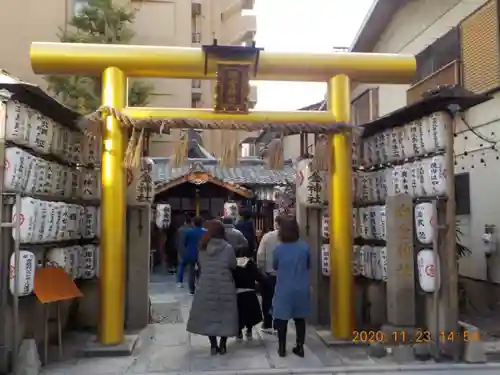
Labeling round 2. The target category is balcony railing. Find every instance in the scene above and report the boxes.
[192,79,201,89]
[221,13,256,45]
[407,60,460,104]
[192,1,201,16]
[192,32,201,44]
[248,84,257,106]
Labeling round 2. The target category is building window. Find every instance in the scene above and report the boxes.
[407,61,460,104]
[455,173,471,215]
[191,98,201,108]
[192,79,201,89]
[351,88,378,125]
[74,0,88,15]
[192,32,201,43]
[412,27,460,85]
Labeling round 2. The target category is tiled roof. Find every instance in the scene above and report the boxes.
[151,159,296,186]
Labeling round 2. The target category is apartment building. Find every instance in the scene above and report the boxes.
[349,0,500,307]
[0,0,257,156]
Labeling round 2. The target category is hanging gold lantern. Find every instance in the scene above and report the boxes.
[202,40,262,114]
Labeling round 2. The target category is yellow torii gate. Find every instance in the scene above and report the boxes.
[30,42,415,346]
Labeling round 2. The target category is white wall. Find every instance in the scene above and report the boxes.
[354,0,500,282]
[454,92,500,282]
[352,0,488,116]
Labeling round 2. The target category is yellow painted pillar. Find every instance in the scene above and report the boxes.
[327,74,354,339]
[99,67,127,345]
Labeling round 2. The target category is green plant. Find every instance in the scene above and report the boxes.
[456,219,472,260]
[456,218,472,312]
[45,0,154,114]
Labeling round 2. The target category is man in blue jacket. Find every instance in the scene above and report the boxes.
[235,210,257,259]
[177,216,206,294]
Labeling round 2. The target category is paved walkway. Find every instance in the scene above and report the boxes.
[40,274,500,375]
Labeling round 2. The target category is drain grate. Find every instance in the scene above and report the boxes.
[151,301,184,324]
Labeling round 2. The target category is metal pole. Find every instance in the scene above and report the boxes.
[327,74,354,339]
[0,97,9,373]
[12,194,21,374]
[443,112,458,358]
[99,67,127,345]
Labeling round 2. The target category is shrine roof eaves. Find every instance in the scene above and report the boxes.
[152,161,296,187]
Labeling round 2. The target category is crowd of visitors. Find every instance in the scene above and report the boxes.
[155,209,311,358]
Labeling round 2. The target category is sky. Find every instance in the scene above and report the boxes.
[253,0,374,110]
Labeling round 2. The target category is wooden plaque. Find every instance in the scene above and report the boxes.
[214,63,250,113]
[386,194,416,326]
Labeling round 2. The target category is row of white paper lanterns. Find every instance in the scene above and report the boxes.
[4,147,100,199]
[12,197,99,244]
[297,155,448,209]
[354,155,448,204]
[9,244,100,297]
[154,202,241,229]
[321,246,438,293]
[321,202,436,245]
[354,112,448,167]
[5,100,100,165]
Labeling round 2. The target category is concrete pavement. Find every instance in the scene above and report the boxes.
[39,274,500,375]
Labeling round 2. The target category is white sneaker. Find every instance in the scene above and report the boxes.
[177,283,183,288]
[261,327,275,335]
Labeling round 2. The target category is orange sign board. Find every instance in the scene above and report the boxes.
[34,267,83,304]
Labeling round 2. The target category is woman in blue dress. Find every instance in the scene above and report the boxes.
[272,216,311,358]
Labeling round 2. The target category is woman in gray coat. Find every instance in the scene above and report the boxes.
[186,219,238,355]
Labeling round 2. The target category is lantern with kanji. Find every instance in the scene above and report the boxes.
[202,40,263,114]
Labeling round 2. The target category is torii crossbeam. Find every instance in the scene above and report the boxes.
[30,41,415,346]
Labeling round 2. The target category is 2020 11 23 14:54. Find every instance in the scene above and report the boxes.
[352,330,481,344]
[393,330,481,344]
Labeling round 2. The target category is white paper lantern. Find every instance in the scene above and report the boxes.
[352,208,358,238]
[353,245,361,276]
[388,128,402,161]
[428,112,448,151]
[9,250,36,297]
[417,249,440,293]
[372,247,382,280]
[408,120,422,157]
[380,247,388,282]
[379,205,387,241]
[4,147,34,192]
[371,206,383,240]
[46,247,71,275]
[156,203,171,229]
[362,245,374,279]
[352,173,359,202]
[358,207,372,239]
[321,244,330,276]
[427,155,447,196]
[5,101,31,146]
[29,111,54,155]
[322,210,330,239]
[223,201,239,220]
[373,132,385,165]
[296,158,325,207]
[12,197,39,243]
[358,172,371,203]
[368,206,377,239]
[408,162,420,197]
[83,206,98,239]
[32,200,48,243]
[415,202,435,245]
[79,245,97,279]
[420,116,434,154]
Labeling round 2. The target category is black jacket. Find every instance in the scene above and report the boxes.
[233,259,264,290]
